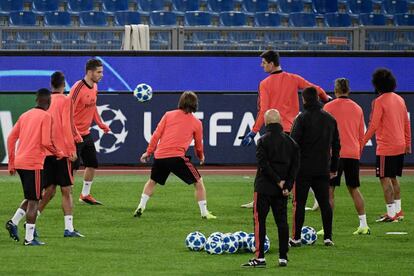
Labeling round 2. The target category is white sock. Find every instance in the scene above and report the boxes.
[64,215,74,232]
[25,223,35,242]
[395,199,401,213]
[11,208,26,225]
[198,200,208,216]
[81,181,93,196]
[138,194,150,209]
[37,210,41,217]
[386,203,396,218]
[257,258,265,262]
[358,214,368,228]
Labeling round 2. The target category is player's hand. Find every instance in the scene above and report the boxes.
[282,189,290,197]
[199,155,205,165]
[405,146,411,154]
[140,152,151,163]
[74,135,83,143]
[100,124,111,134]
[330,172,337,179]
[69,152,77,162]
[278,180,286,190]
[241,131,256,146]
[56,151,64,160]
[9,169,16,176]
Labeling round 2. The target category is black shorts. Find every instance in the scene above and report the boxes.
[44,156,74,188]
[150,156,201,185]
[73,133,98,170]
[330,158,360,188]
[376,154,404,178]
[17,169,44,200]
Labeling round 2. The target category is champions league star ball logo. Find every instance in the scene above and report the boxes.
[91,105,128,154]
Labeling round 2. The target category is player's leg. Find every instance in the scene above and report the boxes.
[134,178,157,217]
[291,177,310,246]
[6,199,28,242]
[376,155,398,222]
[312,175,333,245]
[391,177,403,220]
[271,195,289,266]
[305,188,319,211]
[79,134,101,205]
[38,155,57,213]
[194,178,216,219]
[38,185,56,213]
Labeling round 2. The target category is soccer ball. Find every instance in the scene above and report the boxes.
[133,83,152,102]
[91,105,128,154]
[185,231,206,251]
[233,231,248,249]
[222,234,239,254]
[205,235,224,255]
[209,232,225,239]
[301,226,317,245]
[246,234,270,253]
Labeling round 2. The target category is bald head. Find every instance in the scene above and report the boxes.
[265,109,281,126]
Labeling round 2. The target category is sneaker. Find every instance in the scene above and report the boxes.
[278,259,288,267]
[133,206,145,217]
[64,229,85,237]
[24,239,45,246]
[5,220,19,242]
[316,229,324,236]
[241,258,266,268]
[288,238,301,247]
[376,214,397,222]
[24,222,39,238]
[324,239,334,246]
[396,210,404,221]
[79,194,102,205]
[353,226,371,235]
[241,201,254,208]
[201,211,217,220]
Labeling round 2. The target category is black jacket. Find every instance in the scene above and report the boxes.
[254,123,300,196]
[291,102,340,176]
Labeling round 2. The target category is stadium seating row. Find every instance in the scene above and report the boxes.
[3,10,414,27]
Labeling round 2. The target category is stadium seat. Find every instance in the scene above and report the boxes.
[79,11,108,26]
[150,11,177,25]
[312,0,338,13]
[44,11,71,26]
[325,12,351,27]
[243,0,269,13]
[114,11,141,25]
[103,0,129,13]
[347,0,385,14]
[0,0,24,15]
[254,11,281,26]
[185,11,212,25]
[394,13,414,25]
[278,0,306,13]
[220,11,247,26]
[137,0,165,12]
[67,0,94,14]
[383,0,408,14]
[32,0,59,14]
[289,12,316,27]
[87,32,122,49]
[359,13,386,25]
[9,11,36,25]
[173,0,200,12]
[208,0,235,12]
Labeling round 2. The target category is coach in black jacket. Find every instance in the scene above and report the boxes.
[290,87,340,247]
[242,109,300,268]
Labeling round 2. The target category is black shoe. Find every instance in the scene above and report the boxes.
[241,258,266,268]
[289,238,301,247]
[278,259,288,267]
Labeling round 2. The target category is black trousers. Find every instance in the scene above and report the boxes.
[253,192,289,259]
[292,175,333,240]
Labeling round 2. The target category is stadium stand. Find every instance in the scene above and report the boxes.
[80,11,108,26]
[150,11,177,25]
[220,11,247,26]
[114,10,141,25]
[44,11,71,26]
[67,0,94,14]
[254,11,281,27]
[312,0,338,13]
[185,11,212,26]
[103,0,129,13]
[383,0,408,14]
[359,13,387,26]
[395,13,414,25]
[32,0,60,14]
[289,12,316,27]
[9,11,36,25]
[0,0,24,15]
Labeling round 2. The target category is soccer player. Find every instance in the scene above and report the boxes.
[242,109,299,268]
[69,58,111,205]
[6,89,64,245]
[133,91,216,219]
[241,50,329,209]
[290,87,340,247]
[362,68,411,222]
[323,78,370,235]
[37,71,84,237]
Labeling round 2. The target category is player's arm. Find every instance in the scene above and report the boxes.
[41,115,64,159]
[403,105,411,153]
[68,98,82,143]
[330,120,341,174]
[295,74,330,102]
[362,100,382,148]
[358,111,365,153]
[62,100,77,160]
[285,141,300,192]
[194,121,204,164]
[256,139,281,184]
[7,119,21,175]
[252,82,269,134]
[143,114,167,162]
[93,108,110,133]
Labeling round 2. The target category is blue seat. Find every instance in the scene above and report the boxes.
[87,32,122,49]
[9,11,36,25]
[150,11,177,25]
[325,12,351,26]
[220,11,247,26]
[243,0,269,13]
[312,0,338,13]
[289,12,316,26]
[67,0,94,14]
[44,11,71,26]
[383,0,408,14]
[0,0,24,15]
[348,0,376,14]
[79,11,108,26]
[278,0,305,13]
[208,0,235,12]
[185,11,212,25]
[394,13,414,25]
[114,11,141,25]
[359,13,385,25]
[254,11,281,26]
[32,0,59,14]
[173,0,200,12]
[138,0,165,12]
[103,0,129,13]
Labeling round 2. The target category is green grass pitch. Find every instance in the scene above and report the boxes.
[0,174,412,275]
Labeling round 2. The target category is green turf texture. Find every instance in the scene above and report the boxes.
[0,174,412,275]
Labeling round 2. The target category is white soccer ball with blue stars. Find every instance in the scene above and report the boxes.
[185,231,206,251]
[247,234,270,253]
[222,234,239,254]
[233,231,248,249]
[133,83,152,102]
[301,226,317,245]
[205,235,224,255]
